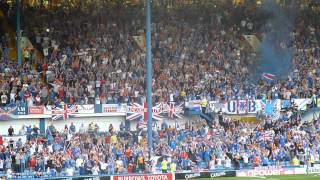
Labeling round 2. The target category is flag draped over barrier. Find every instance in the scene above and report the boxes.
[126,102,184,121]
[0,98,315,120]
[52,104,78,120]
[0,106,17,120]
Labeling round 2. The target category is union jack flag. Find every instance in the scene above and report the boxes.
[162,102,184,119]
[137,117,147,129]
[0,107,17,120]
[258,131,274,142]
[126,103,164,121]
[52,104,78,121]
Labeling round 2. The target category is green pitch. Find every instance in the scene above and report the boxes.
[196,174,320,180]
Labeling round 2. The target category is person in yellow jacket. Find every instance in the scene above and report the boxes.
[292,156,300,166]
[170,162,176,172]
[110,133,118,144]
[23,49,30,62]
[309,154,315,167]
[161,159,168,173]
[201,98,208,113]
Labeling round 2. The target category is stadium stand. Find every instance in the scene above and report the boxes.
[0,0,319,179]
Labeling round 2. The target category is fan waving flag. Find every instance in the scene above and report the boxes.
[258,130,274,142]
[162,102,184,119]
[52,104,78,121]
[262,73,276,81]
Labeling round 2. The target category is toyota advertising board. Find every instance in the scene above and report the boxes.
[113,173,174,180]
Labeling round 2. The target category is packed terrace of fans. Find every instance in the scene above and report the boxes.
[0,1,319,107]
[1,114,319,178]
[0,1,319,178]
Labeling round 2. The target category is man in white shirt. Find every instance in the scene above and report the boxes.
[79,124,85,133]
[10,91,15,102]
[242,153,249,167]
[76,157,84,170]
[92,164,100,175]
[0,159,4,171]
[209,158,215,170]
[1,93,7,105]
[100,161,107,174]
[216,157,222,167]
[115,157,124,173]
[225,157,231,168]
[66,166,74,176]
[6,168,12,178]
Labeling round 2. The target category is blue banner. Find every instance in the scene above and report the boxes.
[14,106,28,115]
[95,104,102,113]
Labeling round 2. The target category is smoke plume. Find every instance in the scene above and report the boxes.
[255,0,297,81]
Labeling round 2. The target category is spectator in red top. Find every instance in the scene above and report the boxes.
[41,63,47,72]
[127,162,134,173]
[29,156,36,170]
[105,135,111,144]
[181,151,189,160]
[23,91,31,100]
[58,87,65,100]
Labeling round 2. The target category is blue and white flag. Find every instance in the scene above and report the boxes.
[261,99,281,120]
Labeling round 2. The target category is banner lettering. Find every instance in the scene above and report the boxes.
[29,106,44,114]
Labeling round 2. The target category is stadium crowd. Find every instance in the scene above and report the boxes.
[0,1,319,107]
[0,113,319,178]
[0,0,319,178]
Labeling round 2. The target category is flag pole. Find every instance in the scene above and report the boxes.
[16,0,22,66]
[145,0,153,151]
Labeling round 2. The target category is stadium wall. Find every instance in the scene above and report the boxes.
[0,115,193,135]
[0,118,40,134]
[44,116,126,132]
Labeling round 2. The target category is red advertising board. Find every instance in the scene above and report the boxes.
[113,173,174,180]
[103,106,118,113]
[102,104,119,113]
[29,106,44,114]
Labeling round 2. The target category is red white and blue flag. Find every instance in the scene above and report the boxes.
[259,131,274,142]
[262,73,276,81]
[52,104,78,121]
[126,103,145,121]
[0,107,17,120]
[162,102,184,118]
[137,117,148,129]
[126,103,163,121]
